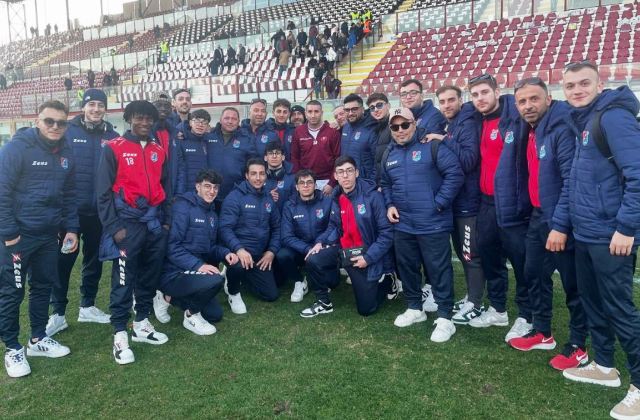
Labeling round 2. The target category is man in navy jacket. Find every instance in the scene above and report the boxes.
[220,159,281,314]
[175,109,212,195]
[340,94,379,181]
[266,98,295,160]
[152,98,179,197]
[381,107,464,343]
[399,78,447,134]
[0,100,78,378]
[48,89,119,336]
[241,98,279,157]
[280,169,340,314]
[559,62,640,420]
[158,169,239,335]
[507,78,588,372]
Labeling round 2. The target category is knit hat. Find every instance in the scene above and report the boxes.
[82,88,107,108]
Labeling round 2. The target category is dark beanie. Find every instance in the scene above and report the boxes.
[82,88,107,108]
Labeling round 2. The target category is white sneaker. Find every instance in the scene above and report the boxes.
[26,336,70,358]
[4,347,30,378]
[394,308,427,327]
[78,306,110,324]
[228,292,247,314]
[430,317,456,343]
[290,279,308,303]
[183,311,216,335]
[132,318,169,345]
[421,284,438,312]
[340,268,352,285]
[505,317,533,342]
[45,314,68,337]
[452,295,469,312]
[153,291,171,324]
[468,306,509,328]
[113,331,135,365]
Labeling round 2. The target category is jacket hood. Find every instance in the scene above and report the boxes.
[412,99,437,120]
[176,120,208,142]
[537,100,579,137]
[594,86,640,115]
[176,191,214,210]
[333,177,378,199]
[236,179,267,196]
[348,110,378,130]
[498,94,519,124]
[455,102,479,124]
[291,189,324,205]
[266,117,293,131]
[69,114,115,132]
[13,127,69,151]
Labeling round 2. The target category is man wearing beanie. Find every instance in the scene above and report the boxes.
[47,89,119,337]
[290,105,306,128]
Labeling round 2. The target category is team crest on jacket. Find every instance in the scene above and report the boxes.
[582,130,589,146]
[504,131,514,144]
[490,129,499,140]
[277,180,284,189]
[150,152,158,162]
[287,135,292,143]
[357,204,366,215]
[209,217,215,228]
[233,139,240,148]
[539,145,546,159]
[354,131,361,140]
[412,151,422,162]
[316,208,324,219]
[261,134,268,143]
[60,157,69,169]
[265,202,272,213]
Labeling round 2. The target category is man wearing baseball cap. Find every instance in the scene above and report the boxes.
[47,89,119,337]
[380,107,464,342]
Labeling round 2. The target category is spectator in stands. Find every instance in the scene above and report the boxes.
[226,45,237,71]
[350,11,360,24]
[313,62,327,99]
[278,48,290,78]
[286,31,296,52]
[323,26,331,40]
[127,35,134,52]
[207,107,257,208]
[306,53,318,72]
[153,25,161,39]
[286,20,296,31]
[97,100,170,365]
[0,73,6,90]
[102,72,112,91]
[45,24,51,37]
[47,89,119,338]
[399,78,447,134]
[290,105,306,127]
[87,70,95,88]
[271,29,285,50]
[242,98,279,156]
[163,22,170,35]
[326,46,337,70]
[157,168,234,335]
[268,98,295,160]
[219,158,281,314]
[170,88,192,127]
[297,29,307,47]
[309,24,319,50]
[0,100,77,378]
[211,45,224,76]
[291,100,340,195]
[109,68,119,85]
[64,77,73,91]
[341,20,349,37]
[348,24,357,52]
[238,44,246,67]
[76,89,85,106]
[560,61,640,420]
[160,40,170,63]
[333,105,347,130]
[54,24,58,34]
[341,93,378,181]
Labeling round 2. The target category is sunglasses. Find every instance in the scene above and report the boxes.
[563,60,598,73]
[514,77,546,91]
[368,102,386,111]
[390,121,413,131]
[41,118,68,129]
[468,73,496,85]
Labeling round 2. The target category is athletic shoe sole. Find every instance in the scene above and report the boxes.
[300,308,333,318]
[394,315,428,328]
[113,351,135,365]
[469,319,509,328]
[510,341,557,351]
[562,370,621,387]
[131,334,168,345]
[77,316,110,324]
[26,347,70,358]
[183,320,216,336]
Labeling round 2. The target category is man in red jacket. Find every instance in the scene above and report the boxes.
[291,100,341,196]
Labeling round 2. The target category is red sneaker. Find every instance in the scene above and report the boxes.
[549,343,589,371]
[509,330,557,351]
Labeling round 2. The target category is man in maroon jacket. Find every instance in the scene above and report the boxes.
[291,100,341,196]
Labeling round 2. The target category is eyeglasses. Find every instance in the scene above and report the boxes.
[250,98,267,106]
[266,151,283,157]
[199,183,219,191]
[563,60,598,73]
[297,180,315,186]
[513,77,547,93]
[399,90,421,98]
[191,118,210,125]
[368,102,386,111]
[468,74,496,86]
[335,167,356,177]
[390,121,413,131]
[41,118,68,129]
[344,106,361,114]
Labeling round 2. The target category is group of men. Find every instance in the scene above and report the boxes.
[0,61,639,419]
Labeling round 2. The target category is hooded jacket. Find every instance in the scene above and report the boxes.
[411,99,447,135]
[264,161,296,213]
[567,86,640,243]
[175,120,210,195]
[266,117,295,160]
[0,127,79,240]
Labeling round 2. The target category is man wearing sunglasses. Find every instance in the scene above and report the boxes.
[341,93,379,181]
[381,107,463,342]
[280,169,339,313]
[97,100,171,365]
[47,89,119,338]
[174,109,213,195]
[466,74,534,345]
[559,62,640,420]
[0,100,78,377]
[399,78,447,135]
[507,78,588,371]
[241,98,279,157]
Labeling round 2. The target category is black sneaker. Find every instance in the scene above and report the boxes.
[300,300,334,318]
[385,274,399,300]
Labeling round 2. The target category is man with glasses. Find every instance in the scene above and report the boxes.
[175,109,213,195]
[241,98,279,157]
[559,61,640,420]
[264,142,295,213]
[266,98,295,161]
[97,100,171,365]
[381,107,463,342]
[47,89,119,338]
[281,169,339,312]
[206,107,257,208]
[291,100,341,196]
[399,78,447,135]
[329,156,394,316]
[220,159,281,314]
[0,100,78,377]
[466,74,534,345]
[341,93,379,181]
[506,77,589,371]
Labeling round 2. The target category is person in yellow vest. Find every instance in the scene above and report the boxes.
[160,40,169,63]
[350,11,360,25]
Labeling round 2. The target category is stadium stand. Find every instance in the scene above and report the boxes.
[0,30,83,68]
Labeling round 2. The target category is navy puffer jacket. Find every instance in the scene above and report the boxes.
[241,118,280,157]
[412,99,447,134]
[341,111,379,181]
[175,120,210,195]
[281,190,337,254]
[264,161,296,213]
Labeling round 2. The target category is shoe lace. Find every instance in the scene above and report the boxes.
[8,349,25,363]
[40,337,58,348]
[621,390,640,407]
[561,343,580,358]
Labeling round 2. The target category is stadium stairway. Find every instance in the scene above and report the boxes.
[32,44,74,67]
[397,0,415,12]
[337,41,395,95]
